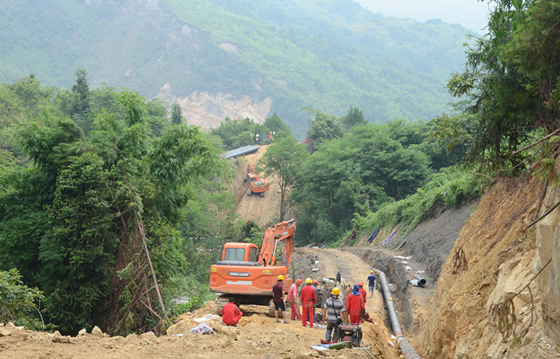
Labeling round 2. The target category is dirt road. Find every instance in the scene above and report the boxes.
[0,249,400,359]
[230,146,283,227]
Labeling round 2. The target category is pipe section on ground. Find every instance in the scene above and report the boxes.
[413,274,427,287]
[372,268,422,359]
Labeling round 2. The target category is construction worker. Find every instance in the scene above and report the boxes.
[272,275,289,323]
[367,270,377,295]
[222,298,243,326]
[287,278,302,320]
[357,281,373,323]
[307,279,319,324]
[322,287,347,343]
[300,278,317,327]
[346,284,365,325]
[358,282,367,303]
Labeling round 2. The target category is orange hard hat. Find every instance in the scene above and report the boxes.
[312,279,318,285]
[358,282,364,287]
[296,279,303,285]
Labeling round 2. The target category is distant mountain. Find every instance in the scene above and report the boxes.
[0,0,471,136]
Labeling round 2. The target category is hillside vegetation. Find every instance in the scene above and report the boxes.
[0,0,471,135]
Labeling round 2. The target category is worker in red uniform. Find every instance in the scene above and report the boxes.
[358,282,367,303]
[357,281,373,323]
[287,278,302,320]
[346,284,365,325]
[300,278,317,328]
[222,298,243,326]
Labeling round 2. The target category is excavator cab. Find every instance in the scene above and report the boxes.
[218,243,259,264]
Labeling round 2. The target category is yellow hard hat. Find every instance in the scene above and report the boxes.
[277,275,284,281]
[370,270,374,274]
[305,278,312,284]
[332,287,341,295]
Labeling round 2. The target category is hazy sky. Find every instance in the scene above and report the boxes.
[355,0,492,33]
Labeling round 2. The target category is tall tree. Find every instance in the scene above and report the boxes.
[446,0,560,171]
[258,137,308,221]
[6,88,224,335]
[171,102,183,124]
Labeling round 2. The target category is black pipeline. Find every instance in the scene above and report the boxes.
[372,268,421,359]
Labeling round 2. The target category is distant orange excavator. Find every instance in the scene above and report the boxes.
[210,219,296,316]
[243,164,270,197]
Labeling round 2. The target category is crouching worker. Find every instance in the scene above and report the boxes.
[322,287,347,343]
[346,284,365,325]
[222,298,243,326]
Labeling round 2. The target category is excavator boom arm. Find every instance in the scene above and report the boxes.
[258,219,296,268]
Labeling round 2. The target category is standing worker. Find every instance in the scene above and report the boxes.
[287,278,302,320]
[222,298,243,326]
[358,282,367,303]
[358,282,373,323]
[309,279,319,324]
[322,287,348,343]
[346,284,365,325]
[367,270,377,295]
[301,278,317,327]
[273,275,289,323]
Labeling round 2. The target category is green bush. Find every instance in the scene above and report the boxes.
[355,167,486,239]
[0,268,44,329]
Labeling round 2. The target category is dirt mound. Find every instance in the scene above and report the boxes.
[230,146,283,227]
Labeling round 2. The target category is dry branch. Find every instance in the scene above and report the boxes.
[510,128,560,157]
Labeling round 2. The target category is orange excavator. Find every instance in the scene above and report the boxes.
[243,164,270,197]
[210,219,296,316]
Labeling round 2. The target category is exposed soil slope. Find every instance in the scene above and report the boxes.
[230,146,283,227]
[418,176,560,358]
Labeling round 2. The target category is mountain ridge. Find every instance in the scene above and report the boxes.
[0,0,472,135]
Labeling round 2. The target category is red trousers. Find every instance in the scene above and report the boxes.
[302,302,314,327]
[289,301,301,320]
[349,314,361,325]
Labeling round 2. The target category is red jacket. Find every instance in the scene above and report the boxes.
[346,292,365,316]
[300,284,317,304]
[359,288,367,303]
[222,302,243,326]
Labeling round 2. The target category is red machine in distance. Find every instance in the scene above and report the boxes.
[210,219,296,315]
[243,164,270,197]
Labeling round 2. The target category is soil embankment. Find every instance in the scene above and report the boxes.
[418,176,560,358]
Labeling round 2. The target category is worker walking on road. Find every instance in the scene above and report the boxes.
[346,284,365,325]
[301,278,317,328]
[322,287,348,343]
[367,270,377,295]
[273,275,289,323]
[222,298,243,326]
[287,278,302,320]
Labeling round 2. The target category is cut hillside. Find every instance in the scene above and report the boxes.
[417,176,560,358]
[229,145,283,227]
